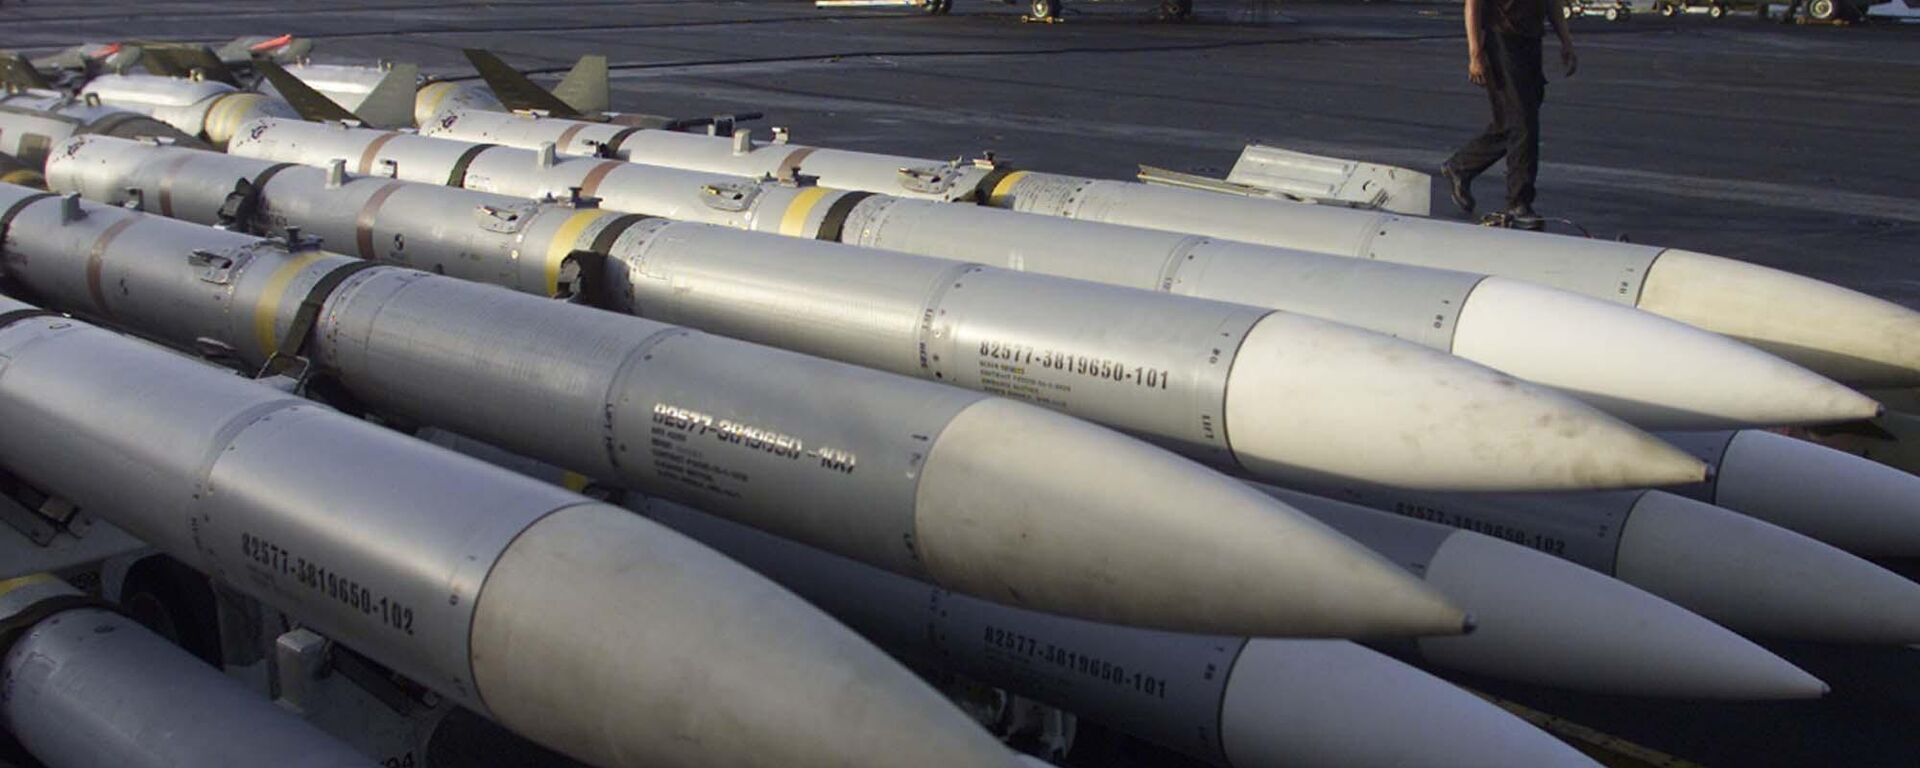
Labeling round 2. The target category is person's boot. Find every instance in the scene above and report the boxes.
[1441,164,1476,215]
[1504,203,1545,231]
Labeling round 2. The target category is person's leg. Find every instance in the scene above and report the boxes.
[1498,34,1545,214]
[1448,82,1512,179]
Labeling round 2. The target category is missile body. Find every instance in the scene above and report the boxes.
[61,136,1708,493]
[414,80,506,126]
[241,119,1881,430]
[1664,429,1920,557]
[1301,482,1920,644]
[0,294,1020,768]
[0,182,1464,640]
[420,109,1920,389]
[0,90,207,167]
[420,428,1604,767]
[78,73,299,146]
[0,574,374,768]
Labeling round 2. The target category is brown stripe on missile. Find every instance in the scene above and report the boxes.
[554,123,590,154]
[85,217,138,317]
[354,181,406,260]
[356,132,402,176]
[577,160,625,198]
[774,147,817,182]
[154,153,195,218]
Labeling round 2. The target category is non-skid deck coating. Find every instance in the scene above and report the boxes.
[2,1,1917,766]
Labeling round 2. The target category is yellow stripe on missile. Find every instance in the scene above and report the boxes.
[0,573,57,599]
[545,209,612,297]
[561,471,592,492]
[252,251,332,357]
[418,82,454,123]
[779,186,833,237]
[986,171,1029,207]
[0,170,45,188]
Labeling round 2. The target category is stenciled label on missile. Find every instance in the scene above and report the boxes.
[647,402,859,500]
[238,530,419,638]
[1378,496,1624,572]
[977,339,1174,394]
[932,589,1237,764]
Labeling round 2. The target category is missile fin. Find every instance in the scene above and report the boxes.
[551,55,609,115]
[253,59,365,124]
[462,48,584,119]
[354,61,421,129]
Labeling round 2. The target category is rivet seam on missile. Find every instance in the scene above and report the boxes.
[986,170,1029,207]
[155,152,197,217]
[353,180,406,258]
[83,216,139,317]
[445,142,496,188]
[815,191,875,242]
[356,131,402,175]
[252,249,333,355]
[779,186,834,237]
[545,208,613,296]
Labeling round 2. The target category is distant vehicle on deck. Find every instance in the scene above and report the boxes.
[1566,0,1634,20]
[816,0,1195,22]
[1652,0,1734,18]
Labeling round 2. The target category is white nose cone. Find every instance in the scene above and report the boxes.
[1615,491,1920,644]
[913,398,1469,638]
[1638,249,1920,388]
[1710,429,1920,557]
[1221,640,1600,768]
[1416,531,1827,699]
[1454,277,1882,429]
[1224,312,1708,491]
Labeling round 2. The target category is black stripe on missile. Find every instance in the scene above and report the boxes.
[814,191,875,243]
[0,594,121,661]
[600,126,645,157]
[217,163,299,235]
[0,191,56,245]
[0,308,65,331]
[444,143,497,188]
[587,213,656,256]
[972,166,1019,205]
[260,259,388,378]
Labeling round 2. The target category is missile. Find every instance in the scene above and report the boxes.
[245,118,1879,431]
[0,294,1022,768]
[0,150,42,187]
[0,182,1464,639]
[258,60,424,129]
[62,135,1708,492]
[0,574,376,768]
[1663,429,1920,557]
[77,72,300,146]
[0,89,209,167]
[420,428,1607,766]
[1302,482,1920,644]
[419,109,1920,389]
[1796,411,1920,478]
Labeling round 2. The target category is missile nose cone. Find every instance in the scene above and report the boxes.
[1712,429,1920,557]
[470,505,1022,768]
[912,398,1467,638]
[1223,312,1708,491]
[1221,641,1601,768]
[1638,249,1920,389]
[1616,491,1920,645]
[1455,277,1885,429]
[1417,531,1828,699]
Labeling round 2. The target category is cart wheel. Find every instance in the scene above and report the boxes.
[1808,0,1837,19]
[924,0,952,14]
[1708,3,1726,17]
[1660,2,1678,15]
[1158,0,1194,19]
[1564,5,1577,17]
[1030,0,1061,20]
[1604,6,1620,19]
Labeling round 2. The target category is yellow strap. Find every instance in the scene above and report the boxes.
[986,170,1029,207]
[778,186,833,237]
[0,574,56,599]
[560,471,592,492]
[545,209,611,296]
[252,251,332,357]
[0,169,44,188]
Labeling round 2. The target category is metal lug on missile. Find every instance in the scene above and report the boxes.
[536,141,555,170]
[732,128,752,155]
[324,158,346,188]
[771,126,790,144]
[59,193,85,223]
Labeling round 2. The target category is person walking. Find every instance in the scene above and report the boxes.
[1441,0,1578,230]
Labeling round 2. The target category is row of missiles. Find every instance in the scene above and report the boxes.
[1,45,1918,768]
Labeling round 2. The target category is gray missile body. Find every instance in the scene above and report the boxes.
[1299,482,1920,644]
[1665,429,1920,557]
[420,428,1605,766]
[77,73,299,146]
[0,293,1021,768]
[0,90,207,167]
[0,574,374,768]
[0,182,1464,639]
[419,109,1920,389]
[58,135,1709,493]
[242,118,1879,431]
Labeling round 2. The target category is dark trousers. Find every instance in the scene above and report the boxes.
[1447,32,1546,209]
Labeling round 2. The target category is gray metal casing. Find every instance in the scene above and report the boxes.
[1296,481,1633,574]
